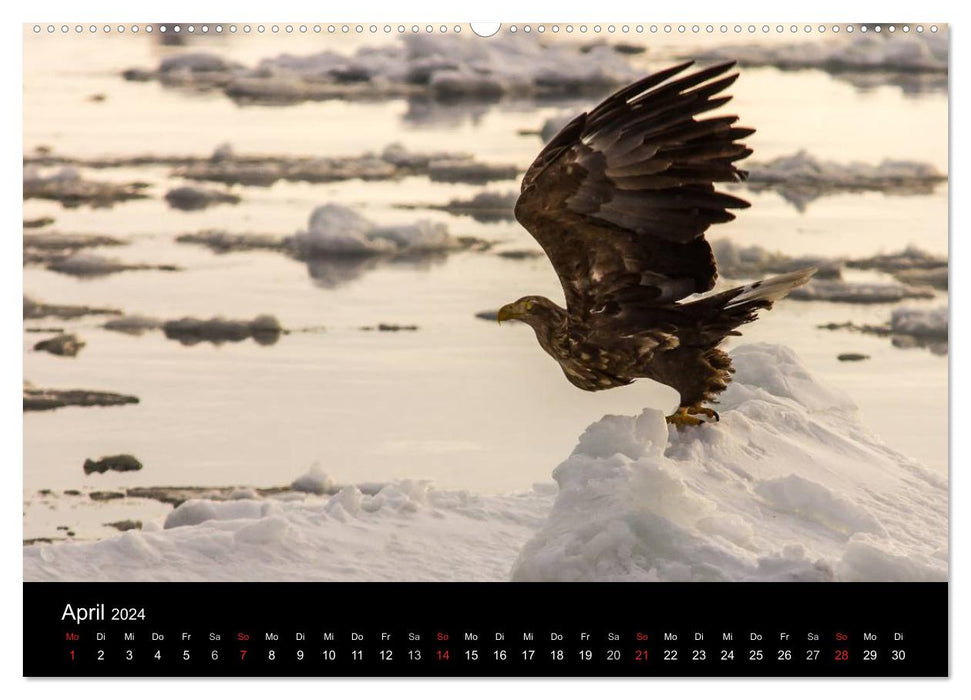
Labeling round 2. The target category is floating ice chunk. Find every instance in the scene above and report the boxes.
[790,279,935,304]
[291,204,396,256]
[159,53,242,74]
[693,31,947,73]
[288,204,464,258]
[748,150,944,188]
[711,239,839,280]
[23,166,149,208]
[124,33,642,103]
[47,253,177,277]
[890,306,948,339]
[371,221,455,253]
[291,466,335,495]
[745,150,945,209]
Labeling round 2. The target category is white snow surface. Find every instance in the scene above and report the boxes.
[512,344,946,582]
[23,344,946,583]
[25,481,553,581]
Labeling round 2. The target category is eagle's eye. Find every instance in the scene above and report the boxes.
[525,301,534,311]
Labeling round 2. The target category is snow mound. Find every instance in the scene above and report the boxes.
[288,204,462,257]
[693,30,947,73]
[511,344,946,582]
[891,306,948,339]
[23,482,553,581]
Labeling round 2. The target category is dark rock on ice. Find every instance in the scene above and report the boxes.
[165,185,241,211]
[89,491,126,502]
[105,520,142,531]
[162,315,283,346]
[497,249,544,260]
[24,384,139,412]
[24,217,55,228]
[84,454,144,475]
[360,323,419,332]
[23,297,122,320]
[33,333,85,357]
[102,315,163,336]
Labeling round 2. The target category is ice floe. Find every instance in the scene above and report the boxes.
[692,30,947,75]
[45,252,179,278]
[25,143,519,188]
[23,165,149,208]
[287,203,478,259]
[746,150,946,210]
[122,34,642,104]
[23,232,126,266]
[711,239,840,280]
[24,296,121,320]
[399,190,519,223]
[790,279,935,304]
[890,306,947,339]
[819,305,948,355]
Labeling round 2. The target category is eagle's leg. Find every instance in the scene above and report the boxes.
[666,406,704,428]
[686,406,720,422]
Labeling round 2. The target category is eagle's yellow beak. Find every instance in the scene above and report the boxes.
[497,303,518,325]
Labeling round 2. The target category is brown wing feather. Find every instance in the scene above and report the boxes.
[515,61,753,317]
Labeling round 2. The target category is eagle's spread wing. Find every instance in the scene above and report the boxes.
[515,61,754,318]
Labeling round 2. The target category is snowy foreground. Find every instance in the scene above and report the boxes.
[24,344,946,582]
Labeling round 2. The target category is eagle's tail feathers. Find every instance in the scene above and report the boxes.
[723,267,816,309]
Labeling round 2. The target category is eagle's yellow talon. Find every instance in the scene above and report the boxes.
[687,406,720,422]
[666,407,704,429]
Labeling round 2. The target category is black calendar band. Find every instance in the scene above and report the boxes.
[24,582,948,677]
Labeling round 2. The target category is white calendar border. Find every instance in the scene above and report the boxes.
[3,0,963,697]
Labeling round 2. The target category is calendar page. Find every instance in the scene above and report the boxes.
[21,21,948,677]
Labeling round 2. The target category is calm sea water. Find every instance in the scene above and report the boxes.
[23,30,948,541]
